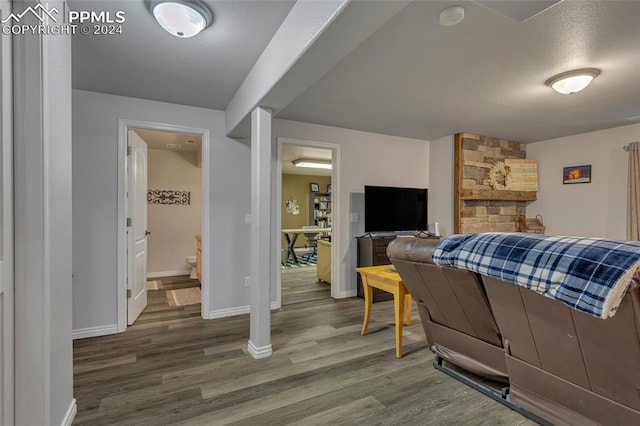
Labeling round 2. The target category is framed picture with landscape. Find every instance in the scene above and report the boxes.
[563,165,591,184]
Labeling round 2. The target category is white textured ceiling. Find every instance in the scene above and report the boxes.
[278,0,640,142]
[70,0,296,109]
[133,128,202,153]
[71,0,640,144]
[475,0,560,22]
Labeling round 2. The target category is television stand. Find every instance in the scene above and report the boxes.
[358,230,434,238]
[359,231,396,238]
[356,234,398,302]
[356,231,440,302]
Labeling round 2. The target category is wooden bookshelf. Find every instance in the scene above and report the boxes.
[309,192,332,228]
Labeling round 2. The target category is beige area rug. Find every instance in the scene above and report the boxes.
[166,287,201,307]
[147,280,164,291]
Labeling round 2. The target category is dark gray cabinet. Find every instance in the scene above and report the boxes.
[356,235,396,302]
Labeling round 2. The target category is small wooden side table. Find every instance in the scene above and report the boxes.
[355,265,412,358]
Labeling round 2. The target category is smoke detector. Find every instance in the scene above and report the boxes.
[440,6,465,26]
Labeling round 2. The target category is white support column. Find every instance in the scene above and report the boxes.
[248,107,273,359]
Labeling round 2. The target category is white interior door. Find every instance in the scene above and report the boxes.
[127,130,148,325]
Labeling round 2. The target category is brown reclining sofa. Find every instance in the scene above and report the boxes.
[388,236,640,426]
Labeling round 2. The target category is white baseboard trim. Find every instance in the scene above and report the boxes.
[72,324,119,340]
[336,289,357,298]
[147,269,191,279]
[208,301,279,320]
[208,305,250,319]
[247,340,273,359]
[60,398,77,426]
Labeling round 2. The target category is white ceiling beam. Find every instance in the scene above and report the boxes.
[225,0,410,137]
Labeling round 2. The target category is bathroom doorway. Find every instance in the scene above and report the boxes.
[117,120,211,331]
[132,128,203,326]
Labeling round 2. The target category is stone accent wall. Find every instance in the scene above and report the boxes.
[460,200,526,233]
[458,133,528,233]
[461,134,526,189]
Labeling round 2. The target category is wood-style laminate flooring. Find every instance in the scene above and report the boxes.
[73,268,535,425]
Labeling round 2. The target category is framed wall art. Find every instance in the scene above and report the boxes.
[563,165,591,184]
[147,190,191,205]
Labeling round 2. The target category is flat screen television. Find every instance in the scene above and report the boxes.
[364,185,428,233]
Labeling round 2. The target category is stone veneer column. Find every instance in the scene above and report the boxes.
[459,134,528,233]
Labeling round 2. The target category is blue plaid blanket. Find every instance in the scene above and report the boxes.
[432,233,640,319]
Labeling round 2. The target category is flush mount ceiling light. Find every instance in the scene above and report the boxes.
[148,0,213,38]
[439,6,465,26]
[292,158,332,170]
[545,68,600,94]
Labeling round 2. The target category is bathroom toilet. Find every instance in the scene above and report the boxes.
[185,255,197,279]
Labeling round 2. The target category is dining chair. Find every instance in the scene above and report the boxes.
[302,225,320,259]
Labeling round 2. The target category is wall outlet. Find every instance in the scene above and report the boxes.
[350,213,359,223]
[244,276,251,287]
[245,214,252,224]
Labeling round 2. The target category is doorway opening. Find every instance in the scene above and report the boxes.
[129,128,204,327]
[117,120,211,332]
[276,137,340,307]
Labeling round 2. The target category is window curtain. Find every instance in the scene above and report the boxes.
[627,142,640,240]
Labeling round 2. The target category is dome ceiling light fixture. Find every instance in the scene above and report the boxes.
[148,0,213,38]
[545,68,601,94]
[439,6,465,26]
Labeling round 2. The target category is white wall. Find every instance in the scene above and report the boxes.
[273,119,430,297]
[73,91,431,333]
[428,135,454,236]
[73,90,250,333]
[146,149,202,275]
[528,123,640,238]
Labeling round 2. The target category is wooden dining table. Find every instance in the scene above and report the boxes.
[281,227,331,264]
